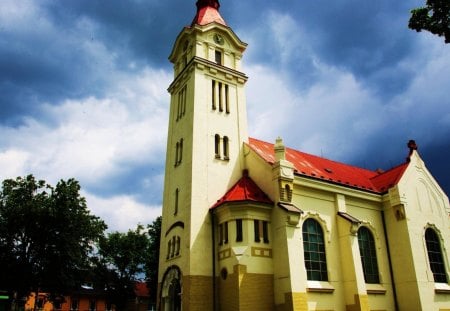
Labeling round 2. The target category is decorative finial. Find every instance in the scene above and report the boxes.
[196,0,220,10]
[274,137,286,161]
[406,139,418,162]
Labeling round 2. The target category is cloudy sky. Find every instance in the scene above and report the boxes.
[1,0,449,232]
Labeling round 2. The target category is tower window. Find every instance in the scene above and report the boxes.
[218,82,223,112]
[357,227,380,283]
[214,134,221,158]
[223,136,229,160]
[175,138,184,166]
[303,218,328,281]
[262,221,269,243]
[176,85,187,121]
[215,50,222,65]
[425,228,447,283]
[225,84,229,113]
[218,222,228,245]
[212,80,216,110]
[174,188,179,215]
[236,219,243,242]
[254,220,269,243]
[175,236,181,256]
[211,80,230,114]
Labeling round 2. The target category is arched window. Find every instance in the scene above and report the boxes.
[425,228,448,283]
[302,218,328,281]
[357,227,380,283]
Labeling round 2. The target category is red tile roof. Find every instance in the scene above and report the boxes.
[211,170,273,209]
[192,5,227,27]
[134,282,149,297]
[247,137,408,194]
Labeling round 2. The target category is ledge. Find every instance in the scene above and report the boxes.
[307,281,335,293]
[435,283,450,294]
[366,283,386,295]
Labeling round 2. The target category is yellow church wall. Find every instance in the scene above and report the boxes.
[388,152,450,310]
[293,184,346,310]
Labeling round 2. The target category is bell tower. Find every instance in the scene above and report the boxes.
[158,1,248,310]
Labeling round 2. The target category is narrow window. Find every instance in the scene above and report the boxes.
[176,89,182,121]
[53,300,62,310]
[225,84,230,113]
[223,136,229,160]
[71,299,79,311]
[37,297,44,309]
[357,227,380,283]
[425,228,448,283]
[285,184,292,201]
[89,300,96,311]
[236,219,243,242]
[254,220,260,242]
[262,221,269,243]
[302,218,328,281]
[215,50,222,65]
[224,221,229,244]
[175,142,179,166]
[176,236,180,256]
[174,188,179,215]
[218,82,223,112]
[182,86,186,116]
[171,236,176,257]
[167,240,171,259]
[219,223,223,245]
[215,134,221,158]
[212,80,216,110]
[179,138,183,164]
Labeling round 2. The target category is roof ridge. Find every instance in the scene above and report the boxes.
[247,137,406,194]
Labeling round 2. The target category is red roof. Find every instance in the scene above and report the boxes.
[211,170,273,209]
[247,137,408,194]
[134,282,149,298]
[192,5,227,27]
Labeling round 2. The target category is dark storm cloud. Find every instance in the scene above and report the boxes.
[43,0,193,68]
[237,1,420,96]
[0,7,111,125]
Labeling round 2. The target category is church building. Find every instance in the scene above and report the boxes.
[157,1,450,310]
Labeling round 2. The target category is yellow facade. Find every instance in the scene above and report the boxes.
[157,1,450,310]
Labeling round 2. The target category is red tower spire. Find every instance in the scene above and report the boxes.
[192,0,226,26]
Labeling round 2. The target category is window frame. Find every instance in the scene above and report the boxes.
[357,226,380,284]
[425,227,448,283]
[302,218,328,281]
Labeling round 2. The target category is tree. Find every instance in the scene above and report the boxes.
[0,175,107,305]
[145,216,161,304]
[409,0,450,43]
[97,224,150,310]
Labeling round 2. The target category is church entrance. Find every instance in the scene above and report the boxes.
[161,266,182,311]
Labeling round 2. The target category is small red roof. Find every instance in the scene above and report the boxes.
[192,5,227,27]
[247,137,408,194]
[211,170,273,209]
[134,282,149,298]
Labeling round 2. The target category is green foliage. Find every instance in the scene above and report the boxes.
[145,216,162,303]
[409,0,450,43]
[0,175,107,299]
[97,224,152,309]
